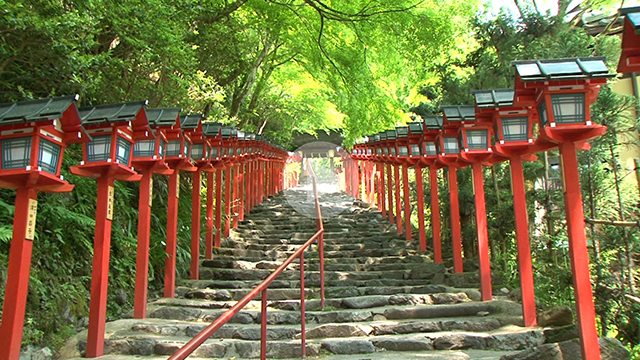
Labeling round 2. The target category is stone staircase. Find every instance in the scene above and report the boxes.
[61,189,546,360]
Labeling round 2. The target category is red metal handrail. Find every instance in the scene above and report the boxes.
[169,158,324,360]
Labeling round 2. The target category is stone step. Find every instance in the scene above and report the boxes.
[211,246,421,259]
[199,254,433,267]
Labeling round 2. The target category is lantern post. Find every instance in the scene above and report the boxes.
[181,114,208,280]
[385,130,402,234]
[158,113,198,298]
[220,127,237,238]
[437,106,475,274]
[396,126,413,241]
[407,122,426,250]
[447,104,500,302]
[379,132,395,226]
[512,57,614,360]
[131,108,179,319]
[70,101,151,357]
[418,115,444,263]
[203,123,223,250]
[0,96,89,360]
[372,133,387,218]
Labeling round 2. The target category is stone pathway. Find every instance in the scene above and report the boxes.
[61,190,547,359]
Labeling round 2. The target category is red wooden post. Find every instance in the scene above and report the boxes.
[260,288,268,360]
[239,164,245,221]
[402,164,412,241]
[215,169,223,248]
[258,161,264,203]
[134,171,153,318]
[448,166,464,273]
[379,163,387,218]
[232,165,239,229]
[86,176,115,357]
[352,160,359,198]
[560,142,601,360]
[510,156,537,326]
[430,166,442,263]
[415,166,427,251]
[0,187,38,360]
[246,162,252,213]
[370,162,376,204]
[300,251,307,358]
[190,171,201,280]
[394,164,403,234]
[471,163,492,301]
[386,163,395,225]
[205,172,214,259]
[224,166,231,237]
[164,172,180,298]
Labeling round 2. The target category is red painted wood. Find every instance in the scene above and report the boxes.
[379,163,387,219]
[0,187,38,360]
[205,172,214,259]
[394,165,403,234]
[300,251,307,358]
[232,166,239,229]
[429,166,442,263]
[239,164,245,221]
[260,289,268,360]
[415,166,426,251]
[215,169,222,248]
[560,142,602,360]
[448,166,464,273]
[386,163,395,225]
[86,176,115,357]
[224,167,231,237]
[402,164,412,241]
[510,156,537,327]
[134,170,152,319]
[472,163,492,301]
[164,172,180,298]
[190,171,201,280]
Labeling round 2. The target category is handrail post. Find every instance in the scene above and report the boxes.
[319,231,325,310]
[300,251,306,358]
[261,288,268,360]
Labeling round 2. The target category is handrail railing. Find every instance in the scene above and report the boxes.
[169,158,324,360]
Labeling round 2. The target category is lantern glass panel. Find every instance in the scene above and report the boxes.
[1,137,31,170]
[158,139,166,159]
[377,148,382,155]
[210,147,219,159]
[183,142,191,157]
[38,138,61,174]
[391,147,397,156]
[383,148,389,155]
[423,141,437,156]
[166,140,181,157]
[411,144,421,156]
[443,137,459,154]
[191,143,204,159]
[399,146,409,156]
[236,147,242,155]
[538,101,549,127]
[87,135,111,163]
[501,117,529,141]
[551,93,585,124]
[466,129,488,150]
[116,137,132,165]
[134,140,156,158]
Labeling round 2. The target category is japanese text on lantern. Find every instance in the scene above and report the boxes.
[26,199,38,240]
[107,186,114,220]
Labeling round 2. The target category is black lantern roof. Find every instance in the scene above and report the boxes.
[79,101,148,125]
[408,122,424,134]
[422,115,443,130]
[203,122,222,137]
[472,89,515,108]
[380,132,387,141]
[396,126,409,137]
[221,126,237,139]
[442,105,476,122]
[620,7,640,33]
[386,129,397,140]
[180,114,204,129]
[0,95,79,124]
[373,133,381,142]
[146,108,181,127]
[512,57,613,81]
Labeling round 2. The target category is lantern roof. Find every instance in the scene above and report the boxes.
[146,108,181,127]
[79,100,148,125]
[472,89,515,108]
[421,115,443,130]
[442,105,476,122]
[0,95,79,124]
[180,114,204,129]
[620,6,640,32]
[203,122,223,137]
[512,57,611,81]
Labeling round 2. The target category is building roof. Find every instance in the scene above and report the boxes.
[203,122,223,137]
[512,57,613,81]
[441,105,476,122]
[620,6,640,33]
[146,108,181,127]
[472,89,515,108]
[79,101,148,125]
[421,115,443,130]
[0,95,79,125]
[180,114,204,129]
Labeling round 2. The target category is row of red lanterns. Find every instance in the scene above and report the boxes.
[348,55,614,360]
[0,97,292,360]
